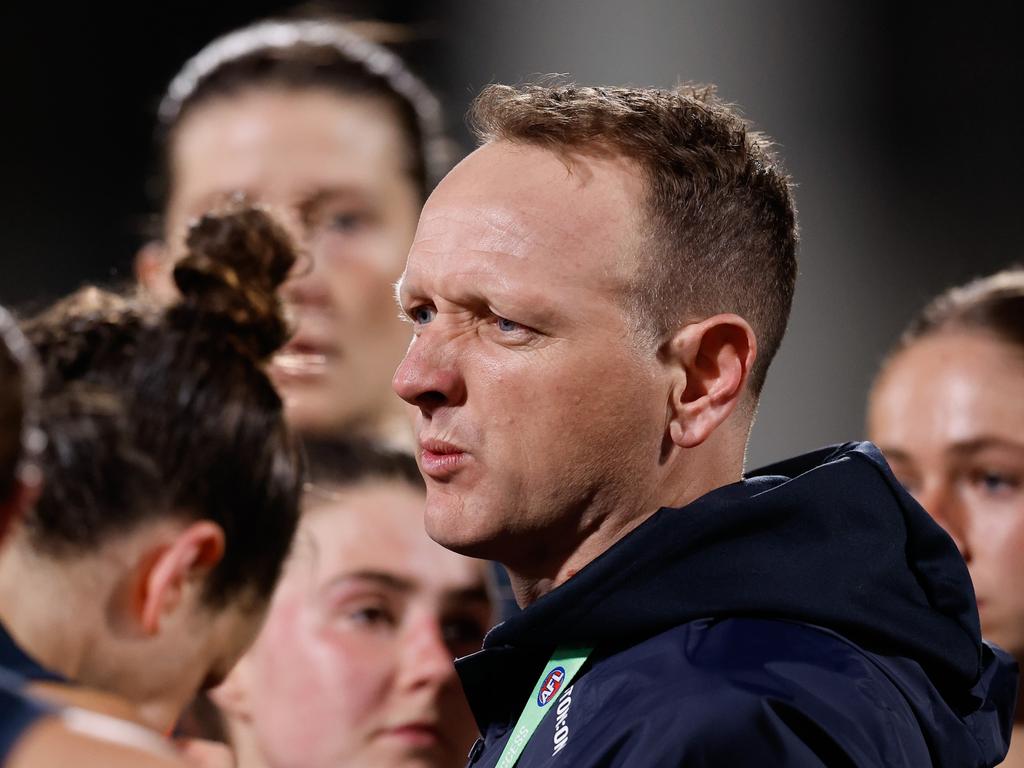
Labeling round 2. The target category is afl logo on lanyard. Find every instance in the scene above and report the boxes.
[537,666,566,707]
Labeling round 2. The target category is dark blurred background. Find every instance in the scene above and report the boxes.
[1,1,1021,465]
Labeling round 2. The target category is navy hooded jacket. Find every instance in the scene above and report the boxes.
[457,443,1018,767]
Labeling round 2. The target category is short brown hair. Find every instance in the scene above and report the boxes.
[469,82,798,394]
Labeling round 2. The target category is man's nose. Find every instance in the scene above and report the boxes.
[392,329,467,413]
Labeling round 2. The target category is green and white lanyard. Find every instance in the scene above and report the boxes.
[495,646,593,768]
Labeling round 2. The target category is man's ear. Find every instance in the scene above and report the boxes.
[664,313,757,449]
[134,241,179,302]
[138,521,226,636]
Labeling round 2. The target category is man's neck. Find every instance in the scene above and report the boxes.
[507,454,743,608]
[507,503,658,607]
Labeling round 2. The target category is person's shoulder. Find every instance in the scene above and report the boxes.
[576,617,932,766]
[0,670,49,765]
[599,615,885,689]
[5,718,200,768]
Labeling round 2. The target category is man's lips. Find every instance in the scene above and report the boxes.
[418,438,470,480]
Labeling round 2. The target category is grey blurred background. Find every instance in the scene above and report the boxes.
[1,1,1020,466]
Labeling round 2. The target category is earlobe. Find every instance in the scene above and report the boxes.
[139,522,226,636]
[664,314,757,449]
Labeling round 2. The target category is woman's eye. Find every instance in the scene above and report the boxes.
[349,605,395,626]
[327,211,368,233]
[411,306,437,325]
[971,470,1020,496]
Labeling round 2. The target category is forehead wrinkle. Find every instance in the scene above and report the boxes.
[414,206,539,262]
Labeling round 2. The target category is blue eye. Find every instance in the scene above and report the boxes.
[496,316,521,332]
[411,306,436,325]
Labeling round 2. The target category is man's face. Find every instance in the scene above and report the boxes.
[160,88,421,438]
[393,142,670,567]
[227,481,493,768]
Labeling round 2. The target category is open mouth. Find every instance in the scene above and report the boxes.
[272,348,329,377]
[271,335,336,379]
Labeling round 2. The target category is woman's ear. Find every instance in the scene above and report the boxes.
[137,521,226,636]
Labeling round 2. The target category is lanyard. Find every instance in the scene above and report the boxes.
[494,646,593,768]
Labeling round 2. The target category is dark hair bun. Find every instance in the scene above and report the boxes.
[173,206,296,359]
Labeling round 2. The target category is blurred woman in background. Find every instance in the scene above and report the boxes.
[0,207,303,743]
[137,16,454,446]
[868,267,1024,767]
[214,437,494,768]
[0,307,203,767]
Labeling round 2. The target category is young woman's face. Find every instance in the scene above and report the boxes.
[154,88,423,441]
[218,481,493,768]
[868,331,1024,657]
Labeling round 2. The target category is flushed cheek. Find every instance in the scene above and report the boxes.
[253,637,390,764]
[992,540,1024,598]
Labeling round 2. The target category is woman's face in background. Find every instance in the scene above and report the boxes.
[868,331,1024,657]
[145,88,423,441]
[217,480,493,768]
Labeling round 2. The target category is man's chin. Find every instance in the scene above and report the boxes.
[424,501,503,559]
